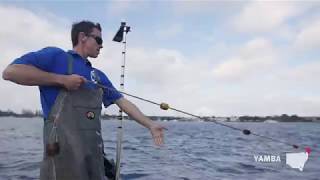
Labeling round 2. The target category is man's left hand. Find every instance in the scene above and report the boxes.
[149,123,166,146]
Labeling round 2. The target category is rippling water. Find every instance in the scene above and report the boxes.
[0,117,319,180]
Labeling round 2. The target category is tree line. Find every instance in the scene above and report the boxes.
[0,109,318,122]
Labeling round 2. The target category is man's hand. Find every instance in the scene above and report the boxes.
[149,123,166,146]
[115,98,167,146]
[60,74,86,91]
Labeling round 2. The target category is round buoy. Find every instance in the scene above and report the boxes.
[243,129,251,135]
[160,103,169,110]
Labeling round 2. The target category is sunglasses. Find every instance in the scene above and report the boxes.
[87,34,103,45]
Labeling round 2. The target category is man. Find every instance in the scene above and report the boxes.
[2,20,165,180]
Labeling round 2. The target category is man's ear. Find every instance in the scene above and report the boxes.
[79,32,87,42]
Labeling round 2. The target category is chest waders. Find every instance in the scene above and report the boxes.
[40,54,106,180]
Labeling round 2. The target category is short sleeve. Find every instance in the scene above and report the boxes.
[11,47,64,72]
[95,69,123,107]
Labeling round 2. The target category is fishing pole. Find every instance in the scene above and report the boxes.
[87,80,302,150]
[112,22,131,180]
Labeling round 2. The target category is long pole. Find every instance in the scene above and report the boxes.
[113,22,130,180]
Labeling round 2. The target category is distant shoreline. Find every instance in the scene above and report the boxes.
[0,112,319,122]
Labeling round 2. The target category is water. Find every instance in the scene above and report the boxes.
[0,117,319,180]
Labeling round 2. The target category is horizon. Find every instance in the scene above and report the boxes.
[1,108,318,118]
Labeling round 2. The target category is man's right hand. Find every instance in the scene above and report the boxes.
[60,74,86,91]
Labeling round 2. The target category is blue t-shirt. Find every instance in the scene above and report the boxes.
[11,47,123,119]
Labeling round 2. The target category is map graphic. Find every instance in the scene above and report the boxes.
[286,147,311,171]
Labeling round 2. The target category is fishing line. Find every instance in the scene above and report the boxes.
[47,92,68,180]
[87,80,302,150]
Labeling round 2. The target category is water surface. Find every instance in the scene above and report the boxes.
[0,117,319,180]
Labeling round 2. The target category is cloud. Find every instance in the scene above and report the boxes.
[0,5,69,50]
[0,4,201,116]
[0,4,69,113]
[172,1,246,16]
[232,1,310,33]
[106,1,132,16]
[278,61,320,89]
[1,3,319,117]
[155,24,183,39]
[106,1,148,17]
[212,38,276,82]
[294,19,320,51]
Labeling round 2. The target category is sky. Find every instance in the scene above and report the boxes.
[0,1,320,117]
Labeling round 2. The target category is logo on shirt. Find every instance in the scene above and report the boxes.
[90,70,100,83]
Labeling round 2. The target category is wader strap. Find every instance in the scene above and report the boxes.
[67,53,74,75]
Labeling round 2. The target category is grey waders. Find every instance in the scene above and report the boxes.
[40,54,108,180]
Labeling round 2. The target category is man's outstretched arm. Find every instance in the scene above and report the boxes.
[115,97,165,146]
[2,64,85,90]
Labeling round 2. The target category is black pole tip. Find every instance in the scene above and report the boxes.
[293,145,299,149]
[243,129,251,135]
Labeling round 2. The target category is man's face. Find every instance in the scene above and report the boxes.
[84,28,103,58]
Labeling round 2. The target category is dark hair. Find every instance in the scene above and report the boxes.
[71,20,102,47]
